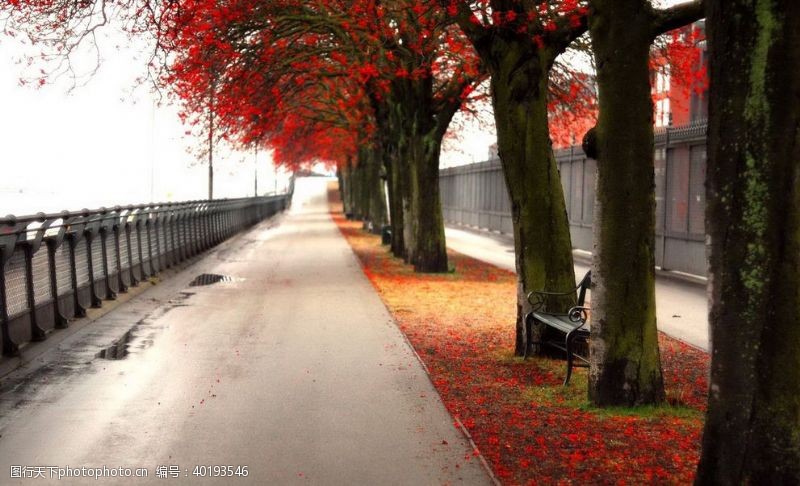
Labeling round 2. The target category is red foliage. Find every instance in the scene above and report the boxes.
[154,0,486,171]
[3,0,707,164]
[330,184,709,485]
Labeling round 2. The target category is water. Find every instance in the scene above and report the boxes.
[0,186,149,217]
[0,172,293,218]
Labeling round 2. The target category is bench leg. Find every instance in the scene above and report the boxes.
[564,331,575,386]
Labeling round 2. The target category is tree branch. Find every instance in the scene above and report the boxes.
[439,0,490,49]
[547,13,589,54]
[651,0,705,38]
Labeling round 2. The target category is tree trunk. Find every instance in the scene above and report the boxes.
[407,135,448,272]
[384,144,406,258]
[336,167,348,214]
[371,91,406,258]
[396,134,448,272]
[489,43,577,356]
[366,145,388,234]
[587,0,665,406]
[696,1,800,482]
[357,155,371,221]
[393,79,449,273]
[342,161,356,218]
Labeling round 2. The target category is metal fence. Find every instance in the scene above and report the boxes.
[440,119,708,277]
[0,195,290,357]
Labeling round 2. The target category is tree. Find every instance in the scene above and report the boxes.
[695,0,800,481]
[160,0,485,272]
[445,0,592,355]
[586,0,704,406]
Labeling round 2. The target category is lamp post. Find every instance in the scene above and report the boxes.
[254,143,259,197]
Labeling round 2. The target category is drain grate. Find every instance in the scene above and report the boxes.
[189,273,234,287]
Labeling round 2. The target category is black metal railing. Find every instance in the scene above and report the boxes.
[0,194,290,357]
[440,120,709,277]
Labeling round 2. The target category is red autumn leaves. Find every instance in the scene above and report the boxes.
[330,186,709,484]
[4,0,705,169]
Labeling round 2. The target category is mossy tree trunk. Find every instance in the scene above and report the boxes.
[696,0,800,482]
[586,0,703,406]
[336,166,349,215]
[488,40,578,356]
[406,133,448,272]
[384,143,406,258]
[445,4,588,355]
[371,92,407,257]
[365,144,388,234]
[342,160,357,218]
[587,0,664,406]
[391,76,461,273]
[353,155,369,221]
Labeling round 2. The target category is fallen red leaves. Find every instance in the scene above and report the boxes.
[329,186,709,485]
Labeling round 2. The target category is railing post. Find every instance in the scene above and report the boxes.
[162,205,173,268]
[154,208,166,270]
[191,204,199,255]
[85,214,105,308]
[213,205,221,245]
[22,242,47,341]
[181,209,189,262]
[202,204,212,250]
[99,212,117,301]
[112,210,128,294]
[168,207,178,266]
[145,214,157,277]
[65,227,87,319]
[85,235,102,309]
[124,215,139,288]
[0,253,18,356]
[0,221,20,356]
[43,216,69,330]
[135,217,148,280]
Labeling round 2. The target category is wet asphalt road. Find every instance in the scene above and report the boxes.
[0,178,492,485]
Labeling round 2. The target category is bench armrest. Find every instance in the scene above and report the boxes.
[567,306,591,324]
[526,289,579,310]
[526,271,592,311]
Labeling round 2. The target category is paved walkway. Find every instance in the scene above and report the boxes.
[0,178,491,485]
[445,227,709,350]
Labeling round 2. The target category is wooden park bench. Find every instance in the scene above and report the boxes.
[524,271,591,385]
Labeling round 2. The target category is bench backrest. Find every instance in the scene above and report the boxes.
[577,270,591,306]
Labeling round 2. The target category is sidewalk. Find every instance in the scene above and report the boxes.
[445,226,709,351]
[0,178,491,485]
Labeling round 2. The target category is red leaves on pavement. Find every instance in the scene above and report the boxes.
[330,187,709,485]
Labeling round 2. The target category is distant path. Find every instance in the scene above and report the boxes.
[0,178,491,485]
[445,226,709,350]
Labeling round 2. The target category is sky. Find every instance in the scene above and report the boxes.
[0,28,293,217]
[0,18,497,217]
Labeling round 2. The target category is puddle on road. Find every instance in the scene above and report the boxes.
[189,273,235,287]
[0,291,198,430]
[95,291,194,361]
[96,330,133,360]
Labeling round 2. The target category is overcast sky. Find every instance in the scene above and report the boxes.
[0,29,292,217]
